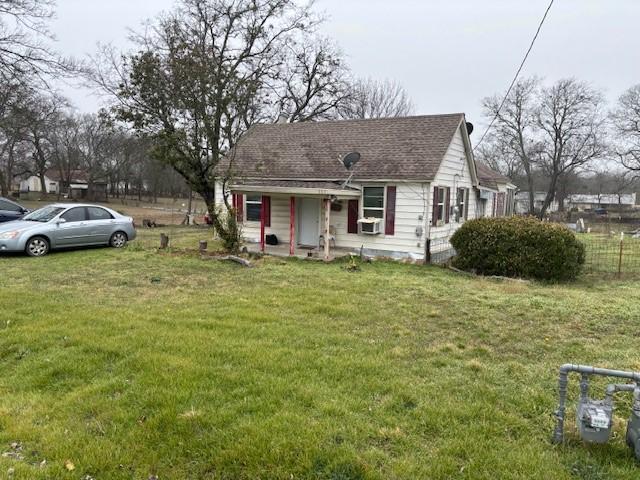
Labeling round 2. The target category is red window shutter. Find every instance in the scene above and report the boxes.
[432,187,439,226]
[347,199,359,234]
[262,195,271,227]
[445,187,451,223]
[234,194,244,223]
[385,186,396,235]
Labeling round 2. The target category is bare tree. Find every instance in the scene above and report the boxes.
[22,93,67,193]
[275,37,351,122]
[611,84,640,171]
[475,135,524,180]
[0,79,31,195]
[87,0,323,250]
[340,78,414,119]
[75,114,112,201]
[481,77,540,215]
[49,112,82,199]
[535,79,606,217]
[0,0,75,85]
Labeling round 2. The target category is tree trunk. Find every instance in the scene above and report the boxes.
[526,179,535,216]
[538,174,558,219]
[39,174,47,195]
[0,175,7,197]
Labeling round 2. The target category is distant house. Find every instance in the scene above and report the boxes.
[515,191,559,215]
[567,193,638,211]
[475,162,517,217]
[21,170,108,202]
[216,114,516,260]
[515,191,639,214]
[20,173,60,194]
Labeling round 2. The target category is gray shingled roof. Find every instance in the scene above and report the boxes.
[225,114,466,181]
[475,162,511,190]
[231,179,359,191]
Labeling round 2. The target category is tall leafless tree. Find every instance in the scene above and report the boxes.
[275,37,351,122]
[482,78,605,218]
[0,79,31,195]
[481,77,540,215]
[22,92,67,193]
[611,84,640,171]
[535,79,606,216]
[475,136,524,180]
[340,78,414,119]
[0,0,75,85]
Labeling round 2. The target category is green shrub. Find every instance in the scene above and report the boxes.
[450,216,585,281]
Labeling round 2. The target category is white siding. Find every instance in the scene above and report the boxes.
[241,195,292,243]
[329,182,428,256]
[427,125,477,242]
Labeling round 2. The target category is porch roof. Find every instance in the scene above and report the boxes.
[230,179,361,197]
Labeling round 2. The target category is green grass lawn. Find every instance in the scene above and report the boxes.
[1,230,640,479]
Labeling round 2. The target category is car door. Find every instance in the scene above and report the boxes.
[52,207,90,246]
[86,207,115,244]
[0,199,24,223]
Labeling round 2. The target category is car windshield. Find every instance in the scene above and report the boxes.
[22,206,66,223]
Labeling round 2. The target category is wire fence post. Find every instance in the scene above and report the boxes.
[618,232,624,278]
[425,239,431,265]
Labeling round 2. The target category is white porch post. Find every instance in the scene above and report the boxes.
[323,198,331,261]
[289,196,295,256]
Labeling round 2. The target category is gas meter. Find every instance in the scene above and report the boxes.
[576,398,612,443]
[552,364,640,461]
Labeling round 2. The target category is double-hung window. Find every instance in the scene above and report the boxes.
[362,186,385,219]
[456,188,467,222]
[245,195,262,222]
[435,187,446,224]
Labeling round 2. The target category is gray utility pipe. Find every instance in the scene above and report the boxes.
[552,364,640,444]
[605,384,637,407]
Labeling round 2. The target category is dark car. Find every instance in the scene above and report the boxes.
[0,197,29,223]
[594,208,608,216]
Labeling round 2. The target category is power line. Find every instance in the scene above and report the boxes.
[473,0,556,152]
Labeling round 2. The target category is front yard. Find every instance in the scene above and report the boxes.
[1,232,639,479]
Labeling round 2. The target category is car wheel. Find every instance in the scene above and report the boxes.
[25,236,49,257]
[110,231,128,248]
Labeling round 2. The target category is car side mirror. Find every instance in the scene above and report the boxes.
[56,218,66,225]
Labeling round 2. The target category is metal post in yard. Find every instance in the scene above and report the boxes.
[618,232,624,278]
[260,195,266,253]
[425,238,432,265]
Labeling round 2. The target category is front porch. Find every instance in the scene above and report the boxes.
[244,242,355,260]
[231,180,361,261]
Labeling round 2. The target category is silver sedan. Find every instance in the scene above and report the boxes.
[0,204,137,257]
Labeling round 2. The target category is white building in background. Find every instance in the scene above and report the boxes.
[515,191,559,215]
[20,173,59,194]
[567,194,638,210]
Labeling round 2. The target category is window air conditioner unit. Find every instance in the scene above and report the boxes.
[357,218,382,235]
[479,189,493,200]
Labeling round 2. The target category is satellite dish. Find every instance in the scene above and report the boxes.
[466,122,474,135]
[342,152,361,170]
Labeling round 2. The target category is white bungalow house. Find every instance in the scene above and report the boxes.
[216,114,515,261]
[20,171,60,194]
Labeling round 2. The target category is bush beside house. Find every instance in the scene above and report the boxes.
[450,217,585,281]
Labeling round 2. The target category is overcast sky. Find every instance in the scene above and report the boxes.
[53,0,639,132]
